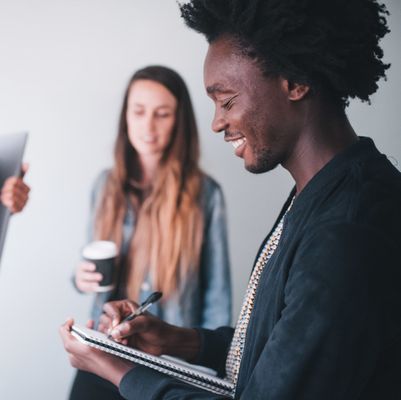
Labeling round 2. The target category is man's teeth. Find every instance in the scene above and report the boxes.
[231,138,246,149]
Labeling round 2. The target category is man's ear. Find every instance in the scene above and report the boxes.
[282,79,310,101]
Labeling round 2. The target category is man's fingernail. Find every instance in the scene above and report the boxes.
[111,328,120,337]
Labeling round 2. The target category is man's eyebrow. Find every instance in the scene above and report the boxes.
[206,84,230,95]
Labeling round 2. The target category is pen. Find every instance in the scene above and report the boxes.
[108,291,162,338]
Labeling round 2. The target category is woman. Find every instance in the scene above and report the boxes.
[70,66,231,399]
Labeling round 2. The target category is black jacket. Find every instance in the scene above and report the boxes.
[120,137,401,399]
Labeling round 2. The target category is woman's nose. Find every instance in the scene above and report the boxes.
[143,114,156,132]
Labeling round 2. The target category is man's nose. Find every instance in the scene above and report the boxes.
[211,111,228,133]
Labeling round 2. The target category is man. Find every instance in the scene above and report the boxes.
[60,0,401,398]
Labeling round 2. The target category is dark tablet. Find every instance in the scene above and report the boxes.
[0,132,28,263]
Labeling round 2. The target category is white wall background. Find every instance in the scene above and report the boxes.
[0,0,399,398]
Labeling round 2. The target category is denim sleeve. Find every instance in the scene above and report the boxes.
[71,169,109,293]
[199,180,232,329]
[86,169,109,242]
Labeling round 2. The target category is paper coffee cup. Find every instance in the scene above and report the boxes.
[82,240,117,292]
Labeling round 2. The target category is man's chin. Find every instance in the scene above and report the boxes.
[244,160,277,174]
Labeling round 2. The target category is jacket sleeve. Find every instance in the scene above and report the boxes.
[86,169,109,242]
[238,222,394,399]
[119,327,234,400]
[72,169,109,293]
[119,367,230,400]
[199,181,232,329]
[117,223,394,399]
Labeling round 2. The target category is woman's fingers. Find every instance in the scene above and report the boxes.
[80,262,97,272]
[21,163,29,177]
[77,262,102,281]
[75,262,102,292]
[1,177,30,199]
[78,271,103,282]
[76,280,100,292]
[0,184,30,213]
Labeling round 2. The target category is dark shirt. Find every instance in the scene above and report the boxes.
[119,137,401,399]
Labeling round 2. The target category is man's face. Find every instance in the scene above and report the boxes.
[204,36,299,174]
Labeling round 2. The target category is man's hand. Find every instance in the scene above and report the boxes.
[59,318,133,387]
[1,163,30,213]
[99,299,201,362]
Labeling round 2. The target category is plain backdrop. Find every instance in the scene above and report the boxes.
[0,0,399,398]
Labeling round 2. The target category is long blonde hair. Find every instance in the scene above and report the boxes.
[94,66,204,301]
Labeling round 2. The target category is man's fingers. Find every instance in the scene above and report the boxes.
[60,321,92,361]
[102,300,141,338]
[86,319,95,329]
[110,315,149,339]
[59,318,74,346]
[99,313,113,329]
[103,300,135,322]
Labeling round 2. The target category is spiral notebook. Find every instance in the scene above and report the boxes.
[71,325,235,397]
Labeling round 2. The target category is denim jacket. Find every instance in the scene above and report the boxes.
[81,170,232,329]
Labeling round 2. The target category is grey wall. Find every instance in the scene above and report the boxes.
[0,0,399,398]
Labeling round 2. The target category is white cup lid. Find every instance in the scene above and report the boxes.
[82,240,117,260]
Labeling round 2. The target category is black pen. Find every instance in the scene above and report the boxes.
[108,291,162,338]
[121,291,163,323]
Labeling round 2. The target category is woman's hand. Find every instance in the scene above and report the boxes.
[75,261,103,293]
[59,318,133,387]
[99,300,201,362]
[1,164,30,213]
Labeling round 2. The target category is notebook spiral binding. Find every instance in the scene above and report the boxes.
[72,325,235,398]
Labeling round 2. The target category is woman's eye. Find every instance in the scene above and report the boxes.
[132,109,144,116]
[156,113,172,118]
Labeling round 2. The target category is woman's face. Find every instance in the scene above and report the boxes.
[126,79,177,159]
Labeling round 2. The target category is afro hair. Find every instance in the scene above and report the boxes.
[180,0,390,108]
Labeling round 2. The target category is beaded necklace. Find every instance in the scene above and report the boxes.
[225,197,295,392]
